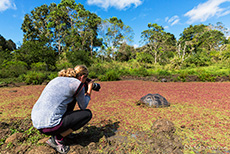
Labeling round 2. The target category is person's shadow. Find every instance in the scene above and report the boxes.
[65,120,120,147]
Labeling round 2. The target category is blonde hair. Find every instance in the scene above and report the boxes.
[58,65,88,78]
[74,65,88,78]
[58,68,76,77]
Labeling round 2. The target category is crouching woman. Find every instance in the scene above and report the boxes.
[31,65,93,154]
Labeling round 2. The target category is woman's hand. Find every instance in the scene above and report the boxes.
[86,79,94,97]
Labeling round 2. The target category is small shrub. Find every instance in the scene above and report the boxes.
[177,71,189,82]
[0,77,22,84]
[157,69,171,76]
[31,62,47,71]
[128,59,141,68]
[184,51,211,67]
[0,61,28,78]
[136,52,154,63]
[129,67,149,77]
[24,126,46,144]
[98,70,120,81]
[19,71,47,85]
[56,61,73,70]
[88,63,107,76]
[47,72,58,80]
[118,68,130,76]
[0,69,8,78]
[88,71,98,79]
[197,70,216,82]
[66,50,92,67]
[0,138,5,146]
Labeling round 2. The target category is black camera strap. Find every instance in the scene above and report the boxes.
[73,83,84,97]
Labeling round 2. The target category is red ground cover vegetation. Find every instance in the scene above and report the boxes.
[0,80,229,153]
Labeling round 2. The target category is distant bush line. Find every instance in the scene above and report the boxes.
[0,60,229,85]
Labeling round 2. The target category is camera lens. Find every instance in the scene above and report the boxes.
[92,83,100,91]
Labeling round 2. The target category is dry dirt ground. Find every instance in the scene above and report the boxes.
[0,118,184,154]
[1,76,229,153]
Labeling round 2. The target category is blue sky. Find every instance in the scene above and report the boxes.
[1,0,230,47]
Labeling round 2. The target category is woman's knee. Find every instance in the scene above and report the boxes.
[85,109,92,120]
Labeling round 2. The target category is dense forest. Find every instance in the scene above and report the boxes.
[1,0,230,84]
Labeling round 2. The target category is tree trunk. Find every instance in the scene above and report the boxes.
[58,40,62,55]
[90,35,93,57]
[155,51,157,64]
[177,42,181,56]
[182,42,187,63]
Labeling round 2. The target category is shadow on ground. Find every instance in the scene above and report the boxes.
[0,118,187,154]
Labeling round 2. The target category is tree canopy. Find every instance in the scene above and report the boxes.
[0,35,17,66]
[1,1,229,72]
[21,0,102,56]
[141,23,176,64]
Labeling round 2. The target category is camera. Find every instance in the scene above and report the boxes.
[85,78,101,91]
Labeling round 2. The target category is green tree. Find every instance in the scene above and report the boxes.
[66,49,92,67]
[136,51,154,63]
[199,29,226,52]
[141,23,176,64]
[0,35,16,67]
[21,0,102,58]
[208,22,229,37]
[21,4,53,43]
[178,24,227,54]
[184,51,211,67]
[15,41,56,70]
[63,2,102,56]
[116,42,135,61]
[178,24,227,66]
[178,24,207,56]
[99,17,134,60]
[0,35,16,52]
[47,1,72,55]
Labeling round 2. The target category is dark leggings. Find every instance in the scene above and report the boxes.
[39,99,92,136]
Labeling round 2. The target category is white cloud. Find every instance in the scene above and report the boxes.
[87,0,143,10]
[131,17,137,21]
[185,0,230,24]
[165,15,180,26]
[164,26,169,29]
[0,0,16,12]
[133,44,139,48]
[165,17,169,22]
[217,7,230,17]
